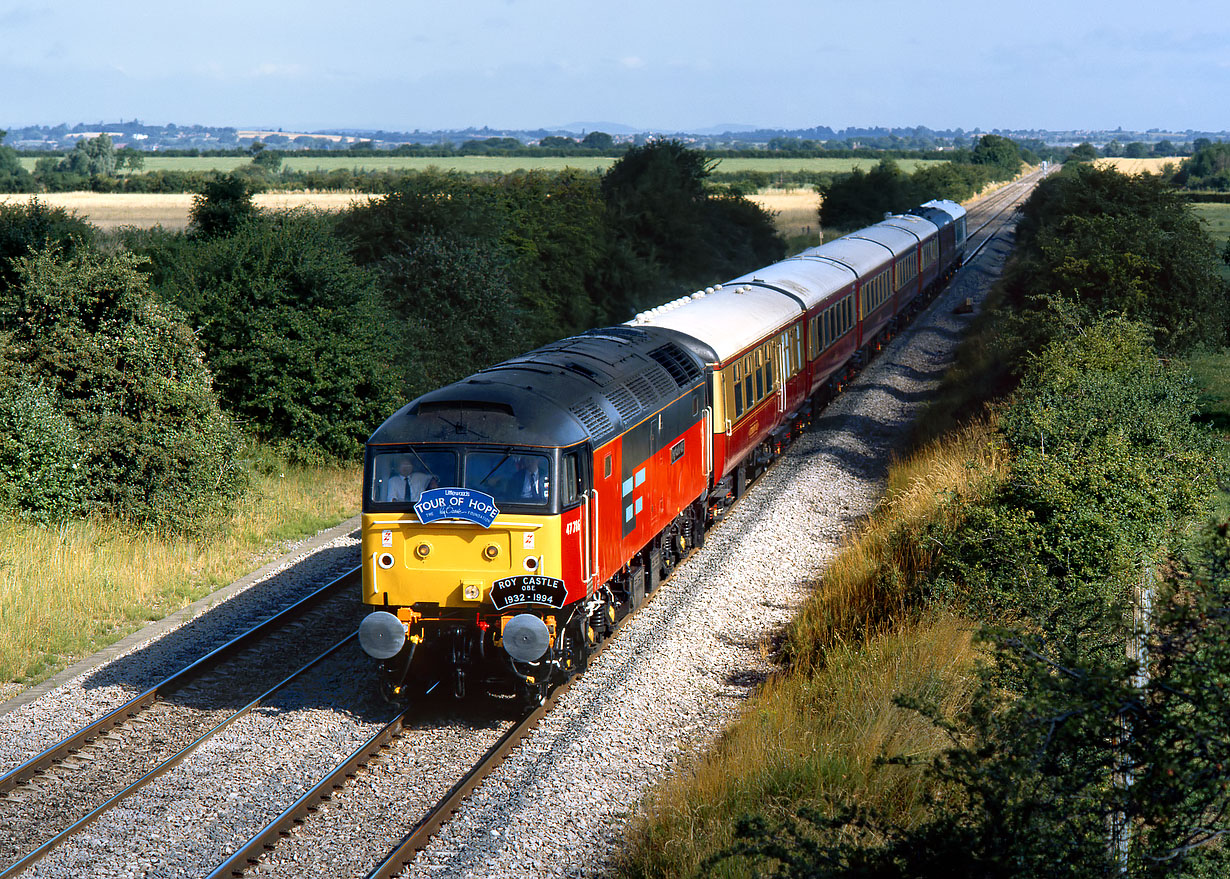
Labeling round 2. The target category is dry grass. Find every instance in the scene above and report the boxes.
[785,419,1005,670]
[0,191,367,231]
[616,420,1005,878]
[0,458,360,689]
[1095,157,1182,175]
[620,614,979,878]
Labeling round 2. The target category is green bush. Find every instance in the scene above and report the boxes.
[0,199,95,294]
[0,366,85,522]
[929,320,1219,651]
[1,247,243,532]
[151,210,395,460]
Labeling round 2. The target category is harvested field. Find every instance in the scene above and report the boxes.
[0,191,368,230]
[1095,157,1182,175]
[749,187,821,239]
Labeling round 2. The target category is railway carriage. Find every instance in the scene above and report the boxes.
[909,198,968,280]
[358,199,967,704]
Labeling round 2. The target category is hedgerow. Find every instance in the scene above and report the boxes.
[0,247,243,531]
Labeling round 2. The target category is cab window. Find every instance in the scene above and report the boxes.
[465,451,551,506]
[371,450,456,503]
[562,453,581,507]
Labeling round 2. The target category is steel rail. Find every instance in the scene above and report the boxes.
[0,566,361,796]
[0,632,360,878]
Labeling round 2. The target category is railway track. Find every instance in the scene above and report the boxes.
[211,525,696,879]
[0,569,363,877]
[961,166,1052,263]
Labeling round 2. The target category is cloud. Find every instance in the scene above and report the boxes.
[620,56,645,70]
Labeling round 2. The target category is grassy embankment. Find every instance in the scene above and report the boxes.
[613,231,1230,876]
[0,452,360,694]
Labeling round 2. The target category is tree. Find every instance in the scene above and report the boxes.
[1008,165,1229,353]
[374,232,528,395]
[59,133,117,177]
[1068,142,1099,162]
[1124,142,1149,158]
[0,130,34,192]
[189,173,259,238]
[157,210,395,460]
[251,148,283,174]
[1175,141,1230,191]
[601,139,783,317]
[118,148,146,173]
[970,134,1024,177]
[580,130,615,150]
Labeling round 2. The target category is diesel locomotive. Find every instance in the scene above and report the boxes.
[357,199,967,704]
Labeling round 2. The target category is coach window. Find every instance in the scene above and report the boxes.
[735,379,744,417]
[604,454,612,478]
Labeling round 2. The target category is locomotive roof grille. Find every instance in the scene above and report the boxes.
[648,343,702,386]
[606,385,641,421]
[569,397,614,436]
[625,373,658,409]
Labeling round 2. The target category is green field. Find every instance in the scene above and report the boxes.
[19,154,944,176]
[1192,202,1230,247]
[1190,203,1230,282]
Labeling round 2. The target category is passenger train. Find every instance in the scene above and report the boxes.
[357,199,968,703]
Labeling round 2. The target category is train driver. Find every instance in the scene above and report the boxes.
[387,456,438,503]
[518,456,547,501]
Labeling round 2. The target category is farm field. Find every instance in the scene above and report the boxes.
[1191,202,1230,247]
[0,191,371,230]
[18,154,946,176]
[1095,156,1183,174]
[749,187,821,239]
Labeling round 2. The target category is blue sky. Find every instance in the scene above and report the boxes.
[2,0,1226,132]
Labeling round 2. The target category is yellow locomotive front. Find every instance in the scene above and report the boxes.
[358,437,591,702]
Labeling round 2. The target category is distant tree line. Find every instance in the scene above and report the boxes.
[0,140,782,532]
[819,135,1030,229]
